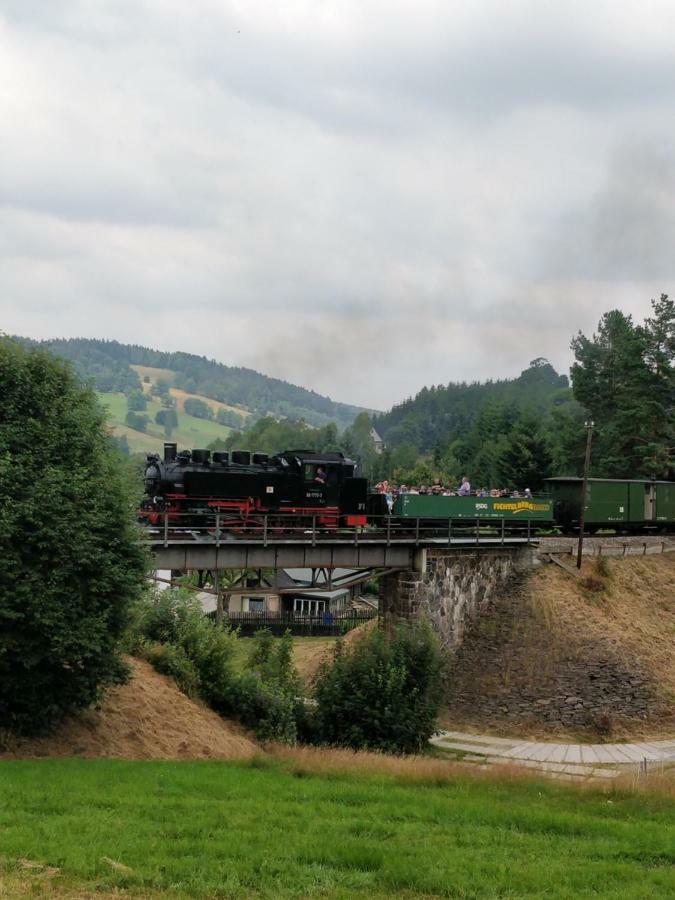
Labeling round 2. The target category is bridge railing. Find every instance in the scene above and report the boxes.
[143,509,545,548]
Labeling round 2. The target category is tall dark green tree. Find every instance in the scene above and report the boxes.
[497,416,553,490]
[0,340,147,735]
[570,298,674,478]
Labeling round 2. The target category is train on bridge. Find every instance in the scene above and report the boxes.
[140,443,675,535]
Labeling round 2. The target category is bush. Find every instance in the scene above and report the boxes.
[132,590,239,708]
[235,629,302,743]
[144,643,200,698]
[0,340,147,735]
[311,623,442,754]
[130,593,301,742]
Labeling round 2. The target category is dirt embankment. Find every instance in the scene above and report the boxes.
[1,658,257,761]
[442,554,675,740]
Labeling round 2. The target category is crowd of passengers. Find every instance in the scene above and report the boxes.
[374,477,534,503]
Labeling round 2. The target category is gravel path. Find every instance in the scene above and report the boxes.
[431,729,675,781]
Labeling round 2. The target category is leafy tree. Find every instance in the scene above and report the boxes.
[216,408,245,428]
[155,407,178,437]
[184,397,214,420]
[0,339,147,735]
[125,410,149,432]
[342,411,378,478]
[150,378,172,399]
[126,390,147,412]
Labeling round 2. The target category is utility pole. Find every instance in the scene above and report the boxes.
[576,420,594,569]
[214,568,223,625]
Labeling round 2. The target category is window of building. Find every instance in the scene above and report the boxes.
[293,598,326,615]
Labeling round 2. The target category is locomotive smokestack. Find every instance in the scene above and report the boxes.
[164,442,177,462]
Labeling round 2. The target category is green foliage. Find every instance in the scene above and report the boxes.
[0,339,147,735]
[247,627,275,670]
[125,410,149,431]
[154,407,178,436]
[17,337,365,428]
[143,643,200,697]
[571,296,675,479]
[374,359,569,455]
[126,390,147,412]
[371,362,580,489]
[216,408,245,428]
[496,415,553,490]
[184,397,214,420]
[217,415,342,457]
[133,595,300,744]
[312,623,442,754]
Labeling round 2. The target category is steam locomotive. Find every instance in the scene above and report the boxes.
[140,442,368,529]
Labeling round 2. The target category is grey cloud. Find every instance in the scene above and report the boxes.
[1,2,674,407]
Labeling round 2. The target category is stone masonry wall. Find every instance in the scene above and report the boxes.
[443,584,663,729]
[379,550,667,729]
[380,547,529,652]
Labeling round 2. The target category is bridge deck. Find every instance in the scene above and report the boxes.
[149,529,536,571]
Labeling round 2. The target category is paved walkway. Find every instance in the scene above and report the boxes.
[431,730,675,781]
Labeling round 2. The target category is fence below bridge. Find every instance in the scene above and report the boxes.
[208,609,378,637]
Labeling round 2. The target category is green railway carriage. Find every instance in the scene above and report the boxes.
[391,493,554,523]
[543,477,675,532]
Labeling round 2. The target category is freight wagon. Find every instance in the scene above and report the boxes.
[543,477,675,533]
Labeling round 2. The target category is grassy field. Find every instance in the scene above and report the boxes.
[0,758,673,898]
[97,391,236,455]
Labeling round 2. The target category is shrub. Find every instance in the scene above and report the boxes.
[311,623,442,754]
[231,673,299,744]
[143,643,200,698]
[131,590,238,707]
[239,630,303,744]
[0,340,147,735]
[133,589,201,645]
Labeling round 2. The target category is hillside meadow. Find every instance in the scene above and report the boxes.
[0,756,673,898]
[97,390,236,455]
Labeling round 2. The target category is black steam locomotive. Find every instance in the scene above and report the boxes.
[141,442,368,529]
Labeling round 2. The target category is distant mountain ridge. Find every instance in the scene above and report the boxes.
[16,337,367,428]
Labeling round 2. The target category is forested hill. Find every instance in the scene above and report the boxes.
[373,359,571,452]
[17,338,366,428]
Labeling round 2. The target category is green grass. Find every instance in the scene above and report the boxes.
[0,760,674,898]
[97,392,234,454]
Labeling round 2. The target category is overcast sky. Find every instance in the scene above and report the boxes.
[1,1,674,409]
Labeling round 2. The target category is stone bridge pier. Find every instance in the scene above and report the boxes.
[379,546,534,652]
